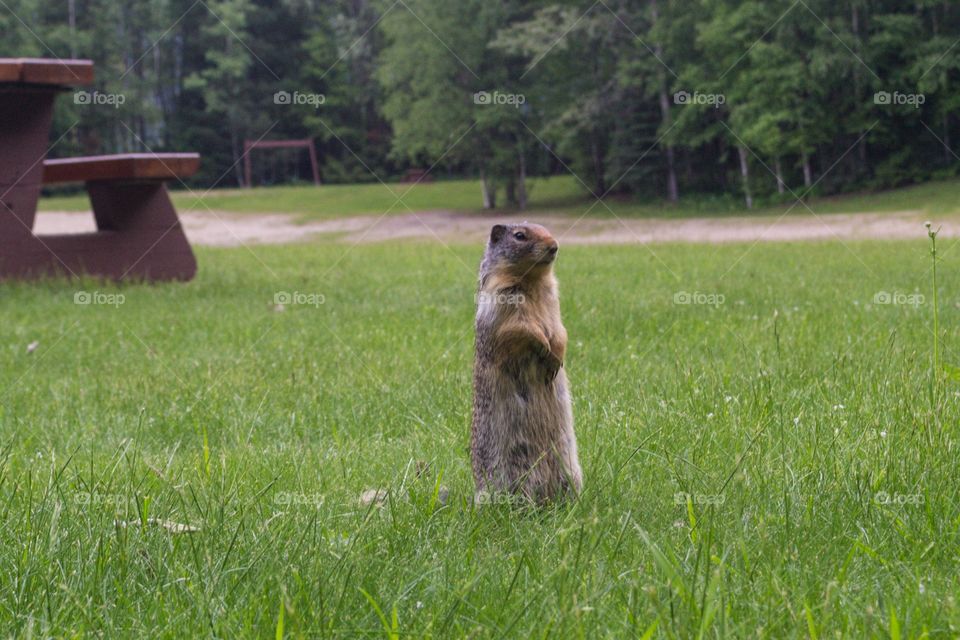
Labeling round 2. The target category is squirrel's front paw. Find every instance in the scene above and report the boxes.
[542,353,562,383]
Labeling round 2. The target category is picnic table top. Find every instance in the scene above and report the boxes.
[0,58,93,86]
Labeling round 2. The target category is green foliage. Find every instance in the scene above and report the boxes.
[7,0,960,204]
[376,0,535,206]
[300,0,394,182]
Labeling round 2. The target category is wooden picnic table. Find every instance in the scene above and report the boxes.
[0,58,199,281]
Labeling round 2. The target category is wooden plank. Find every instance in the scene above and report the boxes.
[0,233,197,282]
[0,58,94,86]
[43,153,201,183]
[1,180,198,282]
[19,58,94,85]
[0,62,20,82]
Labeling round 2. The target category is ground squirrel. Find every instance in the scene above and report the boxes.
[471,223,582,503]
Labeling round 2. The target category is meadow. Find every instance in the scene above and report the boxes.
[1,226,958,637]
[38,174,960,222]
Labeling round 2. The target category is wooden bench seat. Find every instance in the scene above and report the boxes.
[0,152,200,281]
[43,153,200,183]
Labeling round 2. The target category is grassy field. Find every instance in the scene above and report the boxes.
[1,231,959,637]
[36,176,584,218]
[38,174,960,221]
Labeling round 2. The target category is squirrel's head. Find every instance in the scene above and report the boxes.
[484,222,559,281]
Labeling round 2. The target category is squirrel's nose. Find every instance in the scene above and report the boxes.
[547,243,558,255]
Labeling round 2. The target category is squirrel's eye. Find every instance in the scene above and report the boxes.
[513,232,527,241]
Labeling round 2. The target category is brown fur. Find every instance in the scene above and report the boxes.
[471,223,582,504]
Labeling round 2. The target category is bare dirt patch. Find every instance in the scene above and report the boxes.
[33,208,943,247]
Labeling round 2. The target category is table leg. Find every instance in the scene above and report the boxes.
[0,86,58,239]
[4,180,197,282]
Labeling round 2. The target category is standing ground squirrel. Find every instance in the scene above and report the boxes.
[471,223,582,504]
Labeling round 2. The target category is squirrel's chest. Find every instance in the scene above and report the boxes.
[508,297,559,331]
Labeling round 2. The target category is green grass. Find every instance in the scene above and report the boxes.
[36,176,584,219]
[2,235,960,636]
[38,174,960,222]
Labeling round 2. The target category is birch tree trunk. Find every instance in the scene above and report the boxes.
[480,167,496,209]
[517,150,527,210]
[738,145,753,209]
[652,0,679,202]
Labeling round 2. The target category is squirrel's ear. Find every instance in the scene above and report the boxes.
[490,225,507,244]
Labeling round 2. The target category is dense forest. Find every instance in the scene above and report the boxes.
[2,0,958,208]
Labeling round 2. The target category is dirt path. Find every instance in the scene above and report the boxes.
[34,208,945,247]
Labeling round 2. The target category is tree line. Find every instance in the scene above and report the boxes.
[3,0,958,209]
